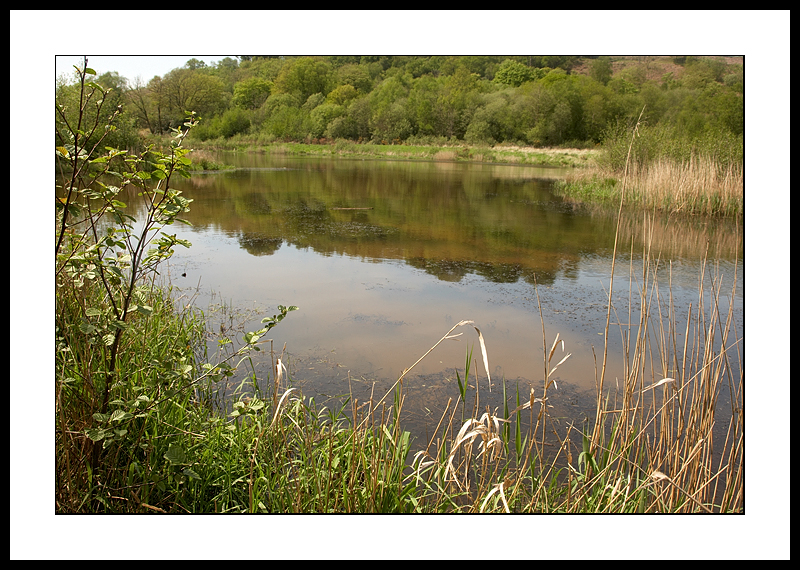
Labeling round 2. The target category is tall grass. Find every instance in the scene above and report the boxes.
[557,157,743,217]
[555,120,743,217]
[56,277,209,512]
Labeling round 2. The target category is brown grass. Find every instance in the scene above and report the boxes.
[562,155,743,217]
[433,150,458,161]
[629,157,743,216]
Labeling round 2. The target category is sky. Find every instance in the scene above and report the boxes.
[56,55,238,85]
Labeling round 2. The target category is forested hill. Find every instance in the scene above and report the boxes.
[56,56,743,152]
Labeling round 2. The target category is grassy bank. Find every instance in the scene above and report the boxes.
[554,157,743,217]
[554,119,743,218]
[188,136,600,169]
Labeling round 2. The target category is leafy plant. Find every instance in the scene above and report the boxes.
[56,59,301,513]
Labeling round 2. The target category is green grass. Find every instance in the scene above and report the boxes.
[186,136,600,169]
[554,121,743,218]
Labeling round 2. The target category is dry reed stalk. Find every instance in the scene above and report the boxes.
[593,106,645,465]
[571,206,741,512]
[625,156,742,216]
[366,320,476,427]
[424,397,452,455]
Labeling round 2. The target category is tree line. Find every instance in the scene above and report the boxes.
[56,55,743,155]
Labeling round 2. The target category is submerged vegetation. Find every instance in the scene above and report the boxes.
[56,59,742,514]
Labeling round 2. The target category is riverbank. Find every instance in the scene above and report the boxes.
[554,158,744,218]
[186,137,601,169]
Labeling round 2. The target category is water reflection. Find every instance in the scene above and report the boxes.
[100,152,742,450]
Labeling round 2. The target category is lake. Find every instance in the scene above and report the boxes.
[121,150,744,446]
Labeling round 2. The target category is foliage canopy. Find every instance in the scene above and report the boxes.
[61,55,743,155]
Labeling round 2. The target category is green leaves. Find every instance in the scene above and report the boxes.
[165,443,188,465]
[85,427,107,442]
[260,304,299,332]
[136,305,153,316]
[166,444,203,483]
[110,409,133,423]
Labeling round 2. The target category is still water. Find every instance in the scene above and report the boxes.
[135,151,743,441]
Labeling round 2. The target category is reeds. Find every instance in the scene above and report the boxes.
[557,157,743,218]
[555,117,743,218]
[625,156,743,217]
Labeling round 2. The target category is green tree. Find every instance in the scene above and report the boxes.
[371,100,412,142]
[327,84,359,107]
[493,59,534,87]
[232,76,272,110]
[263,104,312,140]
[302,92,326,111]
[273,57,334,105]
[126,75,158,134]
[57,58,199,496]
[681,59,717,90]
[518,81,556,145]
[714,91,743,136]
[184,58,206,70]
[407,74,442,136]
[465,90,529,145]
[262,92,300,114]
[214,56,239,77]
[326,96,371,140]
[310,102,346,138]
[405,56,445,78]
[237,56,288,84]
[439,65,483,138]
[217,107,251,138]
[334,63,373,93]
[160,68,226,127]
[589,56,613,86]
[368,73,412,141]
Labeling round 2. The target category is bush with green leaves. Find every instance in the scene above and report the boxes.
[56,58,299,512]
[493,59,536,87]
[310,102,347,139]
[232,76,272,110]
[57,57,200,496]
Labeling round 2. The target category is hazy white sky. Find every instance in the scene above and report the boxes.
[56,55,238,84]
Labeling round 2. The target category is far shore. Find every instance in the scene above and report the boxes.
[185,137,602,169]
